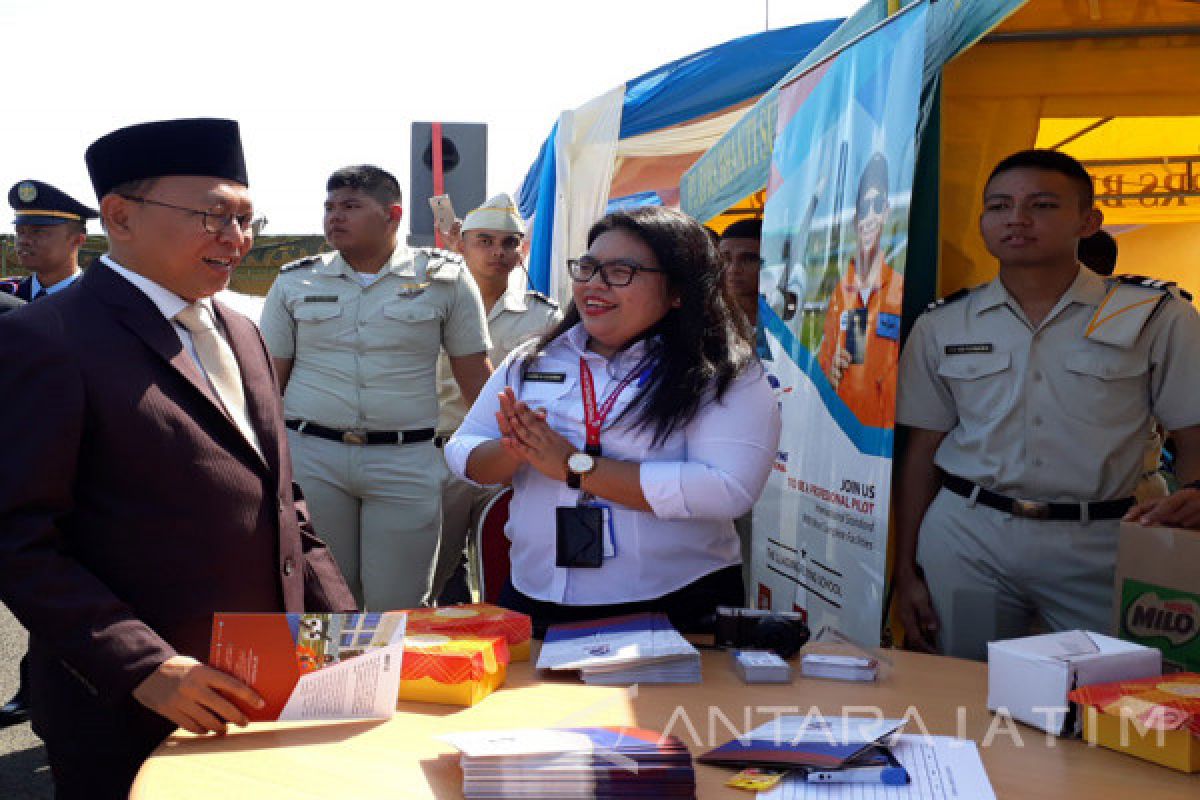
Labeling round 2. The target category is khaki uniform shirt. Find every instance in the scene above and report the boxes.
[897,266,1200,502]
[261,244,490,431]
[436,282,561,434]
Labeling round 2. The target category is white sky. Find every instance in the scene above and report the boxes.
[0,0,861,234]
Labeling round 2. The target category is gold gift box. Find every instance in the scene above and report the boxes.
[404,604,532,662]
[398,633,509,707]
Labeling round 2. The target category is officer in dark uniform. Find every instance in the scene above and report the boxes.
[3,179,98,301]
[0,181,96,728]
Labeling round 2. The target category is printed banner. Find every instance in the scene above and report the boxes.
[752,5,928,647]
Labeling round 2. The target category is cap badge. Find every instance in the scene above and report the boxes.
[17,182,37,203]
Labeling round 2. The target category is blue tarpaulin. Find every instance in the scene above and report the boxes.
[516,19,843,294]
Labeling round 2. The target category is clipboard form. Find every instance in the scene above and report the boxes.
[759,736,996,799]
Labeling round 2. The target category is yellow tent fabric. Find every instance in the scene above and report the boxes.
[705,190,767,234]
[938,0,1200,299]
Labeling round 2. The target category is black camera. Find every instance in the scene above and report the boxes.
[714,607,811,659]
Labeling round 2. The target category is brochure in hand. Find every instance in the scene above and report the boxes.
[209,611,407,722]
[698,715,905,769]
[536,612,701,684]
[441,726,696,799]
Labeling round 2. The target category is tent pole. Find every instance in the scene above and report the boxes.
[985,25,1200,43]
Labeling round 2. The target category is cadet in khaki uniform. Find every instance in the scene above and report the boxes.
[261,165,491,610]
[893,150,1200,660]
[428,194,561,604]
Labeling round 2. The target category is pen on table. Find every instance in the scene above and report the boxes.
[804,763,910,786]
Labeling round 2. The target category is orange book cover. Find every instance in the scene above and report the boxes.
[210,612,407,721]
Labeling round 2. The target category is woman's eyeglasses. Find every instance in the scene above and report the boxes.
[567,256,664,287]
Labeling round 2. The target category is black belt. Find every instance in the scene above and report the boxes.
[285,419,434,446]
[943,474,1134,521]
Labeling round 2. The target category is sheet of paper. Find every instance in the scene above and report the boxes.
[278,640,405,720]
[1004,630,1100,661]
[758,736,996,800]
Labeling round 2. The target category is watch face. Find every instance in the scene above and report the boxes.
[567,452,595,474]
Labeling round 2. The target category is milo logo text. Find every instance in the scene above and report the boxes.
[1124,592,1200,647]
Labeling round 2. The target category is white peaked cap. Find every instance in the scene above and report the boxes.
[461,192,524,234]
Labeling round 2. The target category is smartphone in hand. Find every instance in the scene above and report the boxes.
[429,194,457,233]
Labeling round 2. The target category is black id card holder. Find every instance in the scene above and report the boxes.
[555,506,604,568]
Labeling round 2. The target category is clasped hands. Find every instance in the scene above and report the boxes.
[496,387,575,482]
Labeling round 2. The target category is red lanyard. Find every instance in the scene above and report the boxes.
[579,357,641,456]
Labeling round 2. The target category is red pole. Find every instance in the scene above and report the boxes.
[432,121,445,249]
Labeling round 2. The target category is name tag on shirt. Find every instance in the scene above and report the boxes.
[526,371,567,383]
[303,294,339,303]
[945,343,993,355]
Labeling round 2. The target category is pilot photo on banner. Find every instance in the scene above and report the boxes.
[752,4,928,648]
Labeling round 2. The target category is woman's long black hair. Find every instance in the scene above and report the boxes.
[520,206,754,445]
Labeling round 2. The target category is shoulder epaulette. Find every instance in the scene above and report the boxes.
[279,254,321,273]
[923,287,972,314]
[526,289,559,308]
[414,246,462,264]
[417,247,465,276]
[1111,274,1192,302]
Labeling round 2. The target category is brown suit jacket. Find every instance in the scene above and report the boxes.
[0,261,354,751]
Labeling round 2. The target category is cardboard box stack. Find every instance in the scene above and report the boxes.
[395,604,532,706]
[406,604,533,662]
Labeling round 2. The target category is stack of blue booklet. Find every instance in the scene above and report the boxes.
[441,726,696,799]
[699,715,906,770]
[536,613,701,685]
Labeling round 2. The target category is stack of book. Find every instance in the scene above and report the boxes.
[536,613,701,684]
[442,726,696,799]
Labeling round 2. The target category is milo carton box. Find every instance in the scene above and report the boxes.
[1115,523,1200,673]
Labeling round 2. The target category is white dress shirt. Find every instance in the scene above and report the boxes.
[445,323,782,605]
[101,255,216,378]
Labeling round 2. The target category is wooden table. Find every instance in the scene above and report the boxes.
[132,648,1197,798]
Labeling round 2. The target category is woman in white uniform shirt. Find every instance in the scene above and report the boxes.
[445,207,781,633]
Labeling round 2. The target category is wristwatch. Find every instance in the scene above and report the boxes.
[565,451,597,490]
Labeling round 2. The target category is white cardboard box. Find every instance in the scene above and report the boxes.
[986,630,1161,736]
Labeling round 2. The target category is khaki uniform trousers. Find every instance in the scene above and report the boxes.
[427,461,500,604]
[916,488,1119,661]
[288,430,444,610]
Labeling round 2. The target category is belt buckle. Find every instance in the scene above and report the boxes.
[342,430,367,445]
[1012,498,1051,519]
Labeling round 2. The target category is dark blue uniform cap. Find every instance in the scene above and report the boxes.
[85,117,249,201]
[9,180,99,226]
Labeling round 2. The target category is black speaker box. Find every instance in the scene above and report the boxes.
[408,121,487,247]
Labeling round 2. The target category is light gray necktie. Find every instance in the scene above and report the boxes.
[174,302,265,461]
